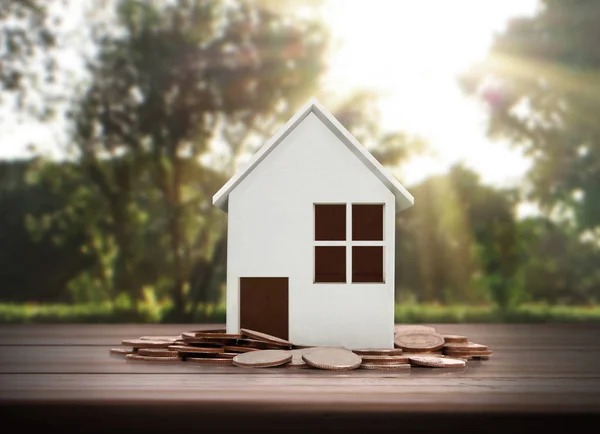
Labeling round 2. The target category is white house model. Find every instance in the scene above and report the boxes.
[212,98,414,349]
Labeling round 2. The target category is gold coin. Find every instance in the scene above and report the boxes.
[394,332,445,351]
[232,350,292,368]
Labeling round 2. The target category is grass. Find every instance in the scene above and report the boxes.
[1,302,600,324]
[394,303,600,323]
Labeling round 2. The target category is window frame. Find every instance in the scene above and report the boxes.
[313,202,386,284]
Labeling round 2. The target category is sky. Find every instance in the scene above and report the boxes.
[0,0,539,191]
[319,0,539,188]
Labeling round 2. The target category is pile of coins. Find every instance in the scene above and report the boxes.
[110,325,493,370]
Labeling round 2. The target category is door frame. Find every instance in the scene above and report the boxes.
[239,277,289,340]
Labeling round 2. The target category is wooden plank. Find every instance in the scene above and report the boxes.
[1,373,599,412]
[2,323,598,346]
[0,345,599,377]
[0,324,599,416]
[0,324,220,345]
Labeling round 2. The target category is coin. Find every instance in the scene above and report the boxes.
[109,347,134,355]
[168,345,223,354]
[181,332,234,346]
[442,334,469,343]
[360,354,410,364]
[139,336,181,342]
[232,349,292,368]
[409,356,466,368]
[445,350,494,358]
[126,354,181,362]
[236,338,291,349]
[401,352,445,358]
[121,339,174,349]
[193,331,241,339]
[395,325,437,334]
[137,348,180,357]
[240,328,292,346]
[185,357,233,365]
[286,349,310,368]
[353,348,404,356]
[444,342,488,351]
[360,362,411,370]
[216,353,238,359]
[223,345,261,353]
[394,332,445,352]
[302,348,362,371]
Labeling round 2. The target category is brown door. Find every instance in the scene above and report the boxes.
[240,277,289,340]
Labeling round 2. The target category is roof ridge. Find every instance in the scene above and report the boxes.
[212,98,414,213]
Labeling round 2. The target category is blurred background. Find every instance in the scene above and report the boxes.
[1,0,599,323]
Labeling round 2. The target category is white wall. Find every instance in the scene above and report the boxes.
[226,112,396,349]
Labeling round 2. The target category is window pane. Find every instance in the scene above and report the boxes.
[315,204,346,241]
[352,204,383,241]
[352,246,384,283]
[315,246,346,283]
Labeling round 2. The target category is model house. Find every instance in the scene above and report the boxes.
[212,98,414,349]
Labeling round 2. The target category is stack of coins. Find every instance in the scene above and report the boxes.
[110,325,493,369]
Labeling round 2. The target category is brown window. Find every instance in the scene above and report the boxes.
[352,204,383,241]
[352,246,384,283]
[315,204,346,241]
[315,246,346,283]
[314,203,385,284]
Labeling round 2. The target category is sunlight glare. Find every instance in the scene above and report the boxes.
[321,0,539,186]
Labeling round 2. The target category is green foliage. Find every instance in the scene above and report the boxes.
[461,0,600,233]
[0,160,95,302]
[0,0,65,119]
[3,0,600,320]
[2,302,599,324]
[395,303,600,323]
[396,164,521,307]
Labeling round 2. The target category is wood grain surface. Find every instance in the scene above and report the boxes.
[1,324,599,433]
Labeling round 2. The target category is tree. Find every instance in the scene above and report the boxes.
[14,0,425,316]
[516,216,600,304]
[461,0,600,234]
[396,165,520,307]
[0,160,94,302]
[0,0,66,119]
[37,0,329,318]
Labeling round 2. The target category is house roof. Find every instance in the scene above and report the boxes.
[212,97,414,213]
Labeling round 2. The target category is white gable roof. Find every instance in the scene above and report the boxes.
[212,97,414,213]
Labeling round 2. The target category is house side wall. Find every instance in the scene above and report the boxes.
[226,112,395,349]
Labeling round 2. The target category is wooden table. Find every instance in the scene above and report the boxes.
[1,324,599,433]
